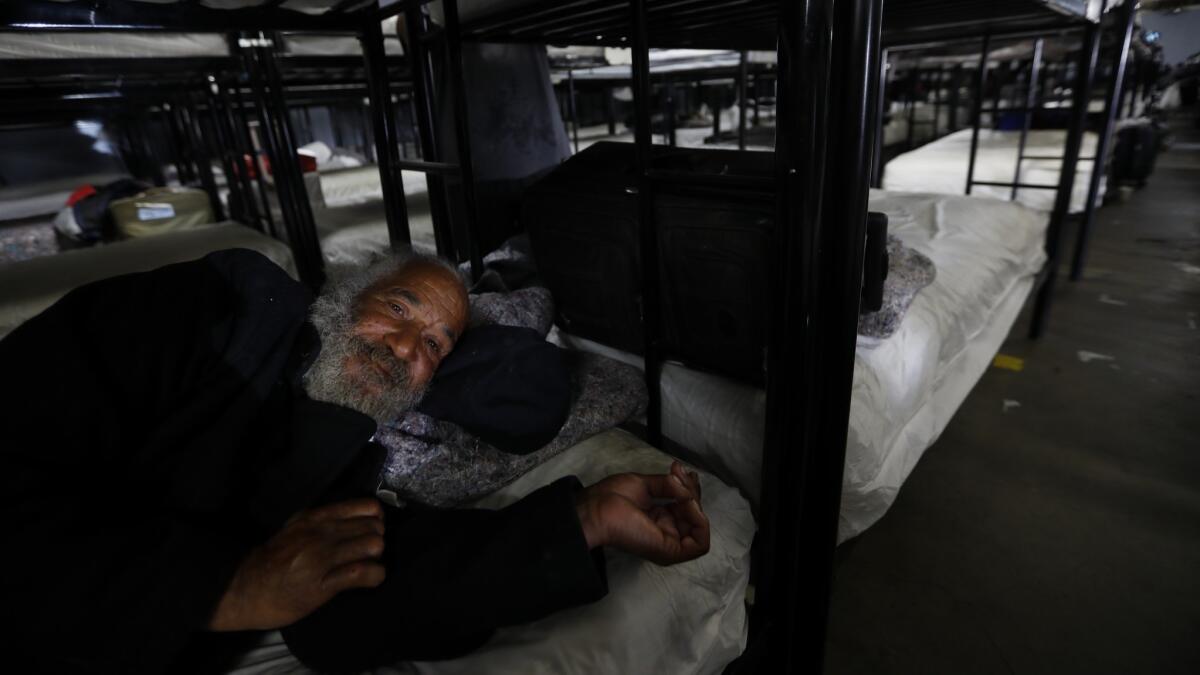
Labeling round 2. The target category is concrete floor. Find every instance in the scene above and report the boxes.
[825,113,1200,675]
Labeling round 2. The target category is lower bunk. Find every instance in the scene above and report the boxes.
[222,428,755,675]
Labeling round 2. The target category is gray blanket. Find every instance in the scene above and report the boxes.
[857,236,936,340]
[375,280,646,506]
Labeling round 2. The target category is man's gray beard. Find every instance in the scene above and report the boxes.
[303,280,426,424]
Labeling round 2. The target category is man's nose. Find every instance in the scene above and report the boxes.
[382,323,420,362]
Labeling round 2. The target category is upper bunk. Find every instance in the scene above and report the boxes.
[456,0,1111,50]
[0,2,410,101]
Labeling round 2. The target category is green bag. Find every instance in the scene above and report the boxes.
[109,187,215,239]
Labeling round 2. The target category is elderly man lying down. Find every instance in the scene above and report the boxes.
[0,249,710,673]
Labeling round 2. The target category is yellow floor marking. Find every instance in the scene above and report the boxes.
[993,354,1025,372]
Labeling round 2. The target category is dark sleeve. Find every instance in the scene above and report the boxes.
[281,476,607,672]
[0,249,307,673]
[5,489,247,673]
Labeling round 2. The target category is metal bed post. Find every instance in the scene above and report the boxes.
[361,17,414,251]
[567,67,581,153]
[1010,38,1044,201]
[1029,18,1101,339]
[711,85,722,141]
[752,70,761,126]
[181,91,226,222]
[441,0,485,282]
[905,62,917,148]
[203,76,247,226]
[965,32,992,195]
[402,1,458,264]
[606,85,617,136]
[163,100,194,186]
[751,0,883,669]
[1124,53,1138,117]
[243,32,325,289]
[214,76,266,232]
[738,49,749,150]
[932,65,943,139]
[629,0,663,448]
[871,48,889,188]
[1071,0,1136,281]
[665,80,678,147]
[136,107,168,187]
[227,74,278,238]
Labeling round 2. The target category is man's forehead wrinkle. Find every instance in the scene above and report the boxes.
[395,289,423,306]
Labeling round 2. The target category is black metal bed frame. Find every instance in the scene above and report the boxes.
[0,0,1122,672]
[551,52,778,152]
[876,0,1136,337]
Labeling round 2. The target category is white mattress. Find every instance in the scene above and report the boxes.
[554,190,1048,542]
[319,166,428,208]
[311,166,438,267]
[0,172,130,222]
[224,428,754,675]
[285,17,404,56]
[0,222,297,338]
[0,32,229,59]
[883,128,1102,213]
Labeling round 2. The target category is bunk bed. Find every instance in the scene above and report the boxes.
[884,127,1102,212]
[551,48,778,152]
[0,2,1130,675]
[0,1,777,672]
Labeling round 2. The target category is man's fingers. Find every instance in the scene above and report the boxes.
[325,516,386,540]
[308,498,384,522]
[323,560,387,594]
[676,499,711,553]
[670,461,702,501]
[641,473,693,503]
[328,532,385,568]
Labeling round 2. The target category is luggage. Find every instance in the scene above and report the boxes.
[523,141,887,384]
[1112,123,1158,187]
[109,186,214,239]
[53,178,149,248]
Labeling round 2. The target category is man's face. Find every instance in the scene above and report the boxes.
[347,260,469,400]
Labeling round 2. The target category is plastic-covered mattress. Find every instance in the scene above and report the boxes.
[223,428,754,675]
[555,190,1048,542]
[0,222,297,338]
[883,128,1101,213]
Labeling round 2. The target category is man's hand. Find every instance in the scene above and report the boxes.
[575,461,711,566]
[208,499,387,632]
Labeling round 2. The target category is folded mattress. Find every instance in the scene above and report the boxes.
[0,172,130,222]
[554,190,1048,542]
[883,128,1101,213]
[0,222,297,338]
[223,428,754,675]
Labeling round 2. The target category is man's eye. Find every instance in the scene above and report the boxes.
[390,303,405,316]
[425,338,441,354]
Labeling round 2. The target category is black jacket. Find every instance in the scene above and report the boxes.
[0,249,604,673]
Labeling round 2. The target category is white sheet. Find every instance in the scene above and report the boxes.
[883,127,1101,213]
[554,190,1048,542]
[0,222,297,338]
[0,172,130,221]
[223,428,755,675]
[314,198,438,267]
